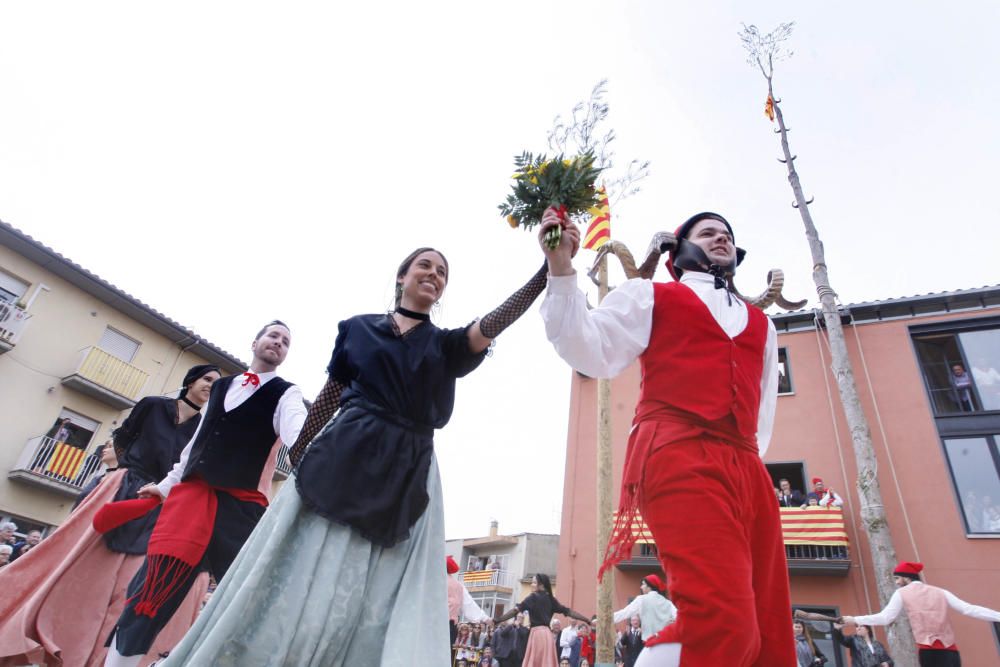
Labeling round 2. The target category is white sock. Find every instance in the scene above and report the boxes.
[634,643,682,667]
[103,634,144,667]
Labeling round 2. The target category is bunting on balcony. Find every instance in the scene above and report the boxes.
[46,442,86,479]
[780,507,849,546]
[462,570,496,584]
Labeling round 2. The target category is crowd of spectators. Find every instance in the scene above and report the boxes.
[0,521,45,566]
[453,608,651,667]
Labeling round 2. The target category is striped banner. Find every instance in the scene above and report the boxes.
[45,442,86,479]
[780,507,850,546]
[583,185,611,250]
[611,512,656,544]
[614,508,850,547]
[462,570,495,584]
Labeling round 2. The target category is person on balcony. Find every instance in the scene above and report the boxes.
[0,363,221,667]
[777,478,805,508]
[806,477,843,508]
[46,416,73,444]
[154,248,549,666]
[843,561,1000,667]
[99,322,305,667]
[539,210,793,667]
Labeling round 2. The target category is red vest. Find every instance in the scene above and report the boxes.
[635,281,768,441]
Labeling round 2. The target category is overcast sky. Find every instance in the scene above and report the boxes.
[1,1,997,540]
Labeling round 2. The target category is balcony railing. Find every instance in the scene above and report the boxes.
[8,436,104,497]
[614,507,852,576]
[462,569,515,590]
[61,346,149,409]
[0,301,29,351]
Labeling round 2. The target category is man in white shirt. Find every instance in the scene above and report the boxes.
[103,321,306,667]
[539,209,794,667]
[843,560,1000,666]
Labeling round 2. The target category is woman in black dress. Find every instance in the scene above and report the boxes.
[0,364,221,667]
[162,247,552,666]
[496,573,590,667]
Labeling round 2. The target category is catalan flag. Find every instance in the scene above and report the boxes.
[583,185,611,251]
[616,507,849,547]
[45,442,86,479]
[764,94,775,122]
[462,570,495,584]
[779,507,850,546]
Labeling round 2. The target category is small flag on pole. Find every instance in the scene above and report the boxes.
[583,185,611,251]
[764,95,775,122]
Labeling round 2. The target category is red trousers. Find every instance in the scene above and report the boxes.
[639,429,796,666]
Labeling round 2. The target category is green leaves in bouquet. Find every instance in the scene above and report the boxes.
[498,150,603,231]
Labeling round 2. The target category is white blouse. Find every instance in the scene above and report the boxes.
[540,271,779,456]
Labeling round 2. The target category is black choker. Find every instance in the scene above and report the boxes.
[394,306,430,321]
[180,396,202,411]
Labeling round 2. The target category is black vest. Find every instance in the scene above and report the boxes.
[182,374,292,489]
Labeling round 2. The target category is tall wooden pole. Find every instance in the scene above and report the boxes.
[595,255,615,666]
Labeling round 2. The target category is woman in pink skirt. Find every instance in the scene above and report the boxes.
[495,574,590,667]
[0,364,219,667]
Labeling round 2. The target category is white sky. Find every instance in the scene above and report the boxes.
[1,1,997,540]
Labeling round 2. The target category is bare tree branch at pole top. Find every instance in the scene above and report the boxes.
[739,20,920,667]
[546,79,651,209]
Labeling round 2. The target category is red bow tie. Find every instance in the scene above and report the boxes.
[241,372,260,387]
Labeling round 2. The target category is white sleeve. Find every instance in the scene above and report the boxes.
[540,273,652,379]
[560,627,574,651]
[852,590,903,626]
[943,589,1000,622]
[613,596,643,624]
[274,385,308,445]
[756,319,778,457]
[461,587,490,623]
[156,418,203,498]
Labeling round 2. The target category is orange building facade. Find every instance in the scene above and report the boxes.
[556,285,1000,665]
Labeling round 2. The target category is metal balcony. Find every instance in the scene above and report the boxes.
[8,436,105,497]
[0,301,30,353]
[61,346,149,409]
[462,569,515,592]
[273,443,293,480]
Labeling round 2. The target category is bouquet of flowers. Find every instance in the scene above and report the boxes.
[498,151,603,249]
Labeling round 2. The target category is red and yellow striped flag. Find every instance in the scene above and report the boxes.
[764,95,775,122]
[583,185,611,251]
[780,507,850,546]
[46,442,86,479]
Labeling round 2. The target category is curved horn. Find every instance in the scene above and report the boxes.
[635,231,677,280]
[732,269,808,311]
[589,241,640,281]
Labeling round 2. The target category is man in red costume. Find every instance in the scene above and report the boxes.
[539,209,794,666]
[844,561,1000,667]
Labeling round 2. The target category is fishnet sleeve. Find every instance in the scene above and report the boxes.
[478,261,548,339]
[288,377,346,466]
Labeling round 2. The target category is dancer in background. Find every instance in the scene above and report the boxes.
[102,323,305,667]
[495,573,590,667]
[843,561,1000,667]
[0,364,220,667]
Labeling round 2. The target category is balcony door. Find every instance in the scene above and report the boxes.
[47,409,100,450]
[98,327,140,363]
[0,270,27,304]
